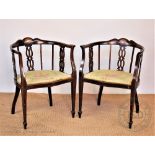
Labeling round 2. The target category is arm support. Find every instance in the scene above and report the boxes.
[11,49,27,86]
[132,51,143,87]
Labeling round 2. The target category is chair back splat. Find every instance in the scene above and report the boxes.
[81,38,144,76]
[11,37,76,74]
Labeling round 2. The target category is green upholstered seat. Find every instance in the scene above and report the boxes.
[17,70,71,86]
[84,69,133,86]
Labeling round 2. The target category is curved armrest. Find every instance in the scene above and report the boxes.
[36,38,75,49]
[11,49,27,86]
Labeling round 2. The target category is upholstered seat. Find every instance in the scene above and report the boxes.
[84,69,133,86]
[17,70,72,86]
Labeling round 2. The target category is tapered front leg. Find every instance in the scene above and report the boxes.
[21,88,27,129]
[78,78,84,118]
[48,87,53,106]
[97,85,103,106]
[129,88,135,129]
[135,90,139,113]
[11,86,20,114]
[71,79,76,118]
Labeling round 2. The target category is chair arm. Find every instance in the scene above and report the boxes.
[11,49,27,86]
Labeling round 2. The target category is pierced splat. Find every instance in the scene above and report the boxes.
[89,46,93,72]
[26,46,34,71]
[59,46,65,72]
[117,46,126,71]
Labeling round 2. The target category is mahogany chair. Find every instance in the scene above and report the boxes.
[11,37,76,129]
[78,38,144,129]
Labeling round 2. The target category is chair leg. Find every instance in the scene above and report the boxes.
[71,80,76,118]
[11,86,20,114]
[21,88,27,129]
[97,85,103,106]
[129,88,135,129]
[78,78,84,118]
[48,87,53,106]
[135,90,139,113]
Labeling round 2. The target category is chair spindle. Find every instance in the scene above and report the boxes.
[109,45,112,70]
[129,47,135,73]
[98,45,100,70]
[52,44,54,70]
[40,44,43,70]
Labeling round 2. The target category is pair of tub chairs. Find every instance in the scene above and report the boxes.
[11,37,144,129]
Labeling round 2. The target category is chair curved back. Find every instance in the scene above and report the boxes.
[11,37,76,84]
[79,38,144,129]
[80,38,144,81]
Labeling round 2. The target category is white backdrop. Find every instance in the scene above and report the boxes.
[0,19,154,94]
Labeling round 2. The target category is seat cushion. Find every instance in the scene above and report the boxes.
[84,69,133,86]
[17,70,72,86]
